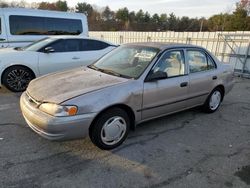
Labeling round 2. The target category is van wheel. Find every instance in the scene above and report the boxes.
[2,66,35,92]
[202,88,223,113]
[90,108,130,150]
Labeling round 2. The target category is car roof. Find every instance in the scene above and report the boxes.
[48,36,116,45]
[123,42,202,50]
[0,8,85,18]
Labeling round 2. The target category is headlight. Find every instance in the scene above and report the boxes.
[39,103,78,117]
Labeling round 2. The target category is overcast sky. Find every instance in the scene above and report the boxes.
[23,0,239,18]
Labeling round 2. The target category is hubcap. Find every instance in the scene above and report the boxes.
[101,116,127,145]
[209,90,221,110]
[6,69,32,91]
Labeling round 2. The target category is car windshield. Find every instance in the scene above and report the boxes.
[89,45,160,79]
[22,37,58,51]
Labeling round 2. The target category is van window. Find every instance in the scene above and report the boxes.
[9,15,83,35]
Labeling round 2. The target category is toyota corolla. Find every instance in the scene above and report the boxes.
[20,43,234,150]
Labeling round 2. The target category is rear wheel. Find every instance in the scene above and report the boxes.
[90,108,130,150]
[203,88,223,113]
[2,66,35,92]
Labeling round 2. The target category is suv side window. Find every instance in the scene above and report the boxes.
[47,39,65,52]
[64,39,81,52]
[153,50,185,78]
[44,39,82,53]
[81,39,109,51]
[187,50,215,73]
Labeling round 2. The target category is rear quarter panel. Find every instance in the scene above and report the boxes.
[217,63,234,95]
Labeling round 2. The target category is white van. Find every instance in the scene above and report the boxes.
[0,8,88,48]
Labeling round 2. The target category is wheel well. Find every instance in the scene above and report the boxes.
[1,65,36,83]
[89,104,136,137]
[215,85,225,101]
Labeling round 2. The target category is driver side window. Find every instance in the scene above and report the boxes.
[45,39,65,52]
[153,50,185,78]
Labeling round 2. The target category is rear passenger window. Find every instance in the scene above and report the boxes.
[81,39,109,51]
[207,56,216,70]
[187,50,215,73]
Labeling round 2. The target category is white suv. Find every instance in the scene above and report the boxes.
[0,36,117,92]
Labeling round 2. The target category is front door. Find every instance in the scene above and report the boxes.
[38,39,84,75]
[142,49,189,120]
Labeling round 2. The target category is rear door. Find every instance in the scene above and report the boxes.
[142,49,189,120]
[0,15,8,48]
[79,39,115,66]
[186,49,217,107]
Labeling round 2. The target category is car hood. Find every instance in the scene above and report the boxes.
[27,68,129,104]
[0,48,31,62]
[0,47,18,54]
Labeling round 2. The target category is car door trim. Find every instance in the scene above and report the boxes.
[137,92,209,112]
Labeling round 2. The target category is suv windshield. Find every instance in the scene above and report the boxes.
[22,37,58,51]
[90,45,160,79]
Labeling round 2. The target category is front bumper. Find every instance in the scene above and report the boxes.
[20,92,97,140]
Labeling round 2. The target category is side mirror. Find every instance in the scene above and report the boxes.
[44,46,55,53]
[145,70,168,82]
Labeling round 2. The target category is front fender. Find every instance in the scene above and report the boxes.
[0,53,39,87]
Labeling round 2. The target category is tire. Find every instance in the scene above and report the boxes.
[90,108,130,150]
[2,66,35,92]
[202,87,223,113]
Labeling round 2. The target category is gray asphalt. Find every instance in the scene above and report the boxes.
[0,78,250,188]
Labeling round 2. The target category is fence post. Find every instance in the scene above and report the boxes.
[242,39,250,74]
[215,33,221,57]
[186,37,191,44]
[221,35,228,63]
[119,35,123,44]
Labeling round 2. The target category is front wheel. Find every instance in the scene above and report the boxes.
[90,108,130,150]
[2,66,35,92]
[203,88,223,113]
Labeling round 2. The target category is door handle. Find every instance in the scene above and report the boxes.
[180,82,188,87]
[72,57,80,60]
[0,38,6,41]
[212,76,217,80]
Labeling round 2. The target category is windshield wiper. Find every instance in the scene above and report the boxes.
[88,65,131,79]
[87,64,101,71]
[99,68,132,79]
